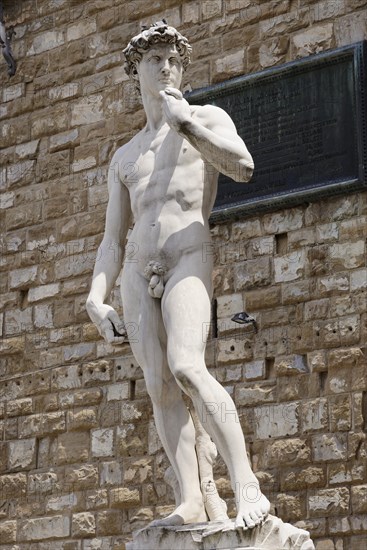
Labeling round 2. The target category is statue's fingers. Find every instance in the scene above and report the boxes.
[104,326,116,344]
[164,87,183,100]
[107,311,126,335]
[111,336,125,345]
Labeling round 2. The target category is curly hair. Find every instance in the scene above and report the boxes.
[123,20,192,93]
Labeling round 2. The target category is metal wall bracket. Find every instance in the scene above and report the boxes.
[0,1,16,77]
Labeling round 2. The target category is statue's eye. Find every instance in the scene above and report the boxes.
[169,57,178,64]
[150,56,160,62]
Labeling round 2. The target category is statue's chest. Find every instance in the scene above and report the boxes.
[122,129,189,187]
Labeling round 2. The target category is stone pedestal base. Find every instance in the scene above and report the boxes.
[126,514,315,550]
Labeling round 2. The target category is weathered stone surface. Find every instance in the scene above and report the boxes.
[8,438,36,470]
[65,464,98,490]
[126,516,315,549]
[274,251,307,282]
[243,359,267,381]
[301,399,328,433]
[309,488,350,517]
[236,383,277,406]
[307,350,328,373]
[328,347,365,369]
[254,402,299,439]
[0,521,17,544]
[67,408,98,431]
[18,515,70,541]
[281,466,325,491]
[292,24,334,57]
[100,461,123,486]
[267,438,311,466]
[274,354,308,376]
[72,512,96,537]
[46,493,78,512]
[213,50,245,81]
[351,485,367,514]
[91,428,114,457]
[55,432,90,465]
[110,487,140,509]
[19,411,66,437]
[312,434,348,462]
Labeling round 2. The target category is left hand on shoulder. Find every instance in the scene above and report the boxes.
[159,88,192,132]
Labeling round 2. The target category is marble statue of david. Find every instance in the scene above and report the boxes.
[86,20,270,529]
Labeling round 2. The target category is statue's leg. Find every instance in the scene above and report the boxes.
[161,259,270,529]
[121,269,206,525]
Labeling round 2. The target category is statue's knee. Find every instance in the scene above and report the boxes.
[171,364,201,394]
[146,377,179,406]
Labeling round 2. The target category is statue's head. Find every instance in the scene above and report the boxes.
[123,20,192,93]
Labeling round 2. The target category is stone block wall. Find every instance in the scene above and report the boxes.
[0,1,366,548]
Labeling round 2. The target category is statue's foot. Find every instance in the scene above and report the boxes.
[234,483,270,529]
[149,501,207,527]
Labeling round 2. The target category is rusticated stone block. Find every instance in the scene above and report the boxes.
[292,23,334,57]
[243,359,267,381]
[46,493,78,513]
[86,489,108,511]
[8,438,36,470]
[67,408,98,431]
[71,96,104,127]
[0,472,27,498]
[267,438,311,466]
[100,461,123,486]
[28,471,58,494]
[236,383,277,406]
[309,488,350,517]
[301,399,328,433]
[328,347,365,369]
[275,355,308,376]
[312,434,348,462]
[96,510,123,536]
[65,464,99,489]
[329,463,365,486]
[276,493,305,522]
[254,402,299,439]
[7,397,33,416]
[72,512,96,537]
[217,337,253,364]
[19,411,66,439]
[234,257,271,290]
[55,431,90,465]
[91,428,114,458]
[18,515,70,541]
[0,520,17,544]
[274,250,307,283]
[281,466,325,491]
[9,265,38,289]
[329,395,351,431]
[213,50,245,81]
[307,350,328,373]
[110,487,140,509]
[351,485,367,514]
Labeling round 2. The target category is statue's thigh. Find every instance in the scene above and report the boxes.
[162,274,211,354]
[121,269,168,375]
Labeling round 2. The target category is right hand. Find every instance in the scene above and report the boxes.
[86,302,126,345]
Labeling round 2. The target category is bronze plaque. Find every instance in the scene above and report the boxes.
[186,41,367,222]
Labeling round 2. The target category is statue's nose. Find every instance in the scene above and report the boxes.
[161,60,170,74]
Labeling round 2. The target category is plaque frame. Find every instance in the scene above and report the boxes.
[186,41,367,223]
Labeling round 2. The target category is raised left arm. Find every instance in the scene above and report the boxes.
[160,89,254,182]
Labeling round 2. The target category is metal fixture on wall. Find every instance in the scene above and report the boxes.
[0,0,16,77]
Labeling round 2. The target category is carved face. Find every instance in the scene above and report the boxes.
[136,43,183,98]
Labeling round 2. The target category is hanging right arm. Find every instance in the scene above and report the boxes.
[86,149,132,344]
